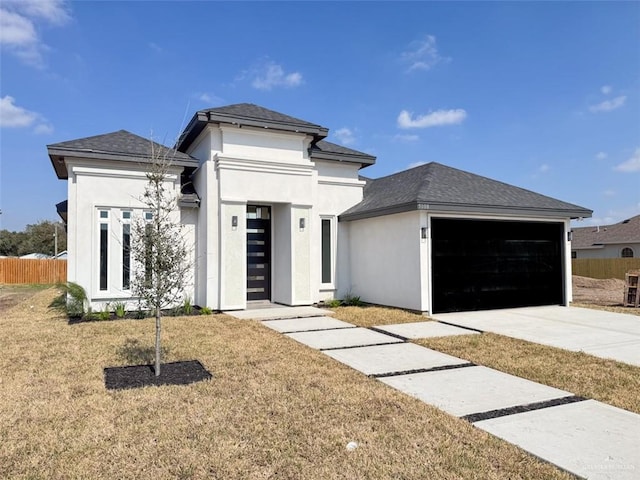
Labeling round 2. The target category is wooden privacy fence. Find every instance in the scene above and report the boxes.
[572,258,640,280]
[0,258,67,284]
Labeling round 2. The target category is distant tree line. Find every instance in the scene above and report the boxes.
[0,220,67,257]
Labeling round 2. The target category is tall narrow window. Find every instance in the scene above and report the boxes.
[99,211,109,290]
[122,227,131,291]
[144,214,153,286]
[321,218,332,284]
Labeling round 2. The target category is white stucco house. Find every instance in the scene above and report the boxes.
[48,104,592,314]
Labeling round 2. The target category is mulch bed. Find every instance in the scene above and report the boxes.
[104,360,212,390]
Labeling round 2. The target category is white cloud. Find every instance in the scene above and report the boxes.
[0,95,38,127]
[595,151,608,160]
[602,189,616,197]
[0,0,71,67]
[397,109,467,129]
[148,42,163,53]
[538,164,550,174]
[0,95,52,134]
[589,95,627,113]
[401,35,446,72]
[251,61,303,90]
[334,127,356,145]
[408,161,427,169]
[600,85,612,95]
[34,122,54,135]
[614,148,640,172]
[196,92,222,104]
[394,134,419,142]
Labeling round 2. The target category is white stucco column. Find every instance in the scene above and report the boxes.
[292,205,312,305]
[219,201,246,310]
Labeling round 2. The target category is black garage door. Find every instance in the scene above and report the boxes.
[431,219,564,313]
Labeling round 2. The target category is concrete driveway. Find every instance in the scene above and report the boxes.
[432,306,640,367]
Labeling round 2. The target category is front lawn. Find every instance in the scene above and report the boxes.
[0,289,574,479]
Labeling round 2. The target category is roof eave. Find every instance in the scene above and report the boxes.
[311,150,376,168]
[206,111,329,138]
[176,111,210,152]
[48,147,199,179]
[178,110,329,152]
[340,202,593,222]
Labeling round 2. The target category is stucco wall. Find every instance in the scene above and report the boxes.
[314,160,365,301]
[348,211,424,311]
[66,159,193,310]
[273,204,292,305]
[219,202,246,309]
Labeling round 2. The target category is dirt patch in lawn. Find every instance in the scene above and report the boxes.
[0,284,50,311]
[572,275,640,316]
[572,275,626,306]
[0,288,575,480]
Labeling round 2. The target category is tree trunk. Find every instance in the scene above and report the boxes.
[155,306,161,377]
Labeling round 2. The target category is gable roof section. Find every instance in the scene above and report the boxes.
[310,140,375,167]
[340,162,592,221]
[177,103,330,151]
[571,215,640,249]
[48,130,199,179]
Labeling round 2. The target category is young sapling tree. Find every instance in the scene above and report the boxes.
[130,140,191,376]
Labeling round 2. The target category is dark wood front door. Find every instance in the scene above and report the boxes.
[247,205,271,301]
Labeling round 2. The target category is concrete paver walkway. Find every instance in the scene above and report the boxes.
[432,306,640,366]
[376,321,480,339]
[237,306,640,480]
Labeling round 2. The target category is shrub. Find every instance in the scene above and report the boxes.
[342,293,363,307]
[200,306,213,315]
[97,304,111,321]
[54,282,87,317]
[325,298,342,308]
[182,296,193,315]
[112,302,126,318]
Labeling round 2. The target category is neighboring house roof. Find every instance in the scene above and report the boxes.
[311,140,375,166]
[48,130,199,179]
[571,215,640,249]
[340,162,592,221]
[20,253,51,259]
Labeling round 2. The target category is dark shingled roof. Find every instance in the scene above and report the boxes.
[571,215,640,249]
[177,103,329,151]
[311,140,375,166]
[48,130,198,179]
[340,162,592,221]
[201,104,326,131]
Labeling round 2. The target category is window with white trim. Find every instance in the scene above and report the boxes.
[621,247,634,258]
[122,211,131,290]
[98,210,109,291]
[321,216,335,285]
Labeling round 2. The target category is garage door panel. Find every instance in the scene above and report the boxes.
[432,219,563,313]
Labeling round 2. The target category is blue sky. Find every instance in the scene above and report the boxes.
[1,1,639,232]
